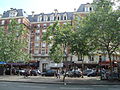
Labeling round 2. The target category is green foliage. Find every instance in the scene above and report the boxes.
[43,22,73,62]
[0,19,30,62]
[42,0,120,63]
[49,44,63,63]
[83,0,120,58]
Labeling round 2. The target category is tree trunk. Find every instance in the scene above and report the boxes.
[81,54,84,78]
[108,53,113,79]
[78,54,80,61]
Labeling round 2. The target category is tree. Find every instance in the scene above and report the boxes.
[43,21,73,81]
[82,0,120,77]
[68,17,97,78]
[0,19,30,62]
[43,22,73,61]
[49,44,63,63]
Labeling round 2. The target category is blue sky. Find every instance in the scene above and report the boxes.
[0,0,93,15]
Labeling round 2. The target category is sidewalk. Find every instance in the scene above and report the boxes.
[0,75,120,85]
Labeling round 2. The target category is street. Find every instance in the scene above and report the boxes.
[0,82,120,90]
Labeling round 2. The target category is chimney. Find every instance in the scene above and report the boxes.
[32,11,35,17]
[74,8,76,12]
[54,9,58,16]
[10,8,13,10]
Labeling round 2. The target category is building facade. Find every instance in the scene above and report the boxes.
[0,3,97,71]
[1,3,118,71]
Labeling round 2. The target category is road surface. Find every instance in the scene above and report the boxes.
[0,82,120,90]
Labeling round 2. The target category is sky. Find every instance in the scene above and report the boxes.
[0,0,93,15]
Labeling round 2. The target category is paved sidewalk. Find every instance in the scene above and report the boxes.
[0,75,120,85]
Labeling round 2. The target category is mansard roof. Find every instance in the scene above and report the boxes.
[28,12,74,22]
[2,8,28,18]
[77,4,86,12]
[1,3,88,21]
[77,3,92,12]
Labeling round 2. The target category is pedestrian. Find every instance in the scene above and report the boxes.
[56,70,60,79]
[24,69,30,78]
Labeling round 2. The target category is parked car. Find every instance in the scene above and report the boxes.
[66,70,82,77]
[41,70,56,76]
[18,69,26,75]
[30,69,41,76]
[87,70,97,77]
[83,69,93,76]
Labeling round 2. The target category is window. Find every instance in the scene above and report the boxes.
[35,36,40,41]
[57,15,61,20]
[34,43,39,47]
[89,7,92,11]
[43,24,47,28]
[42,42,46,48]
[18,19,21,23]
[41,49,46,55]
[85,7,91,12]
[36,30,40,33]
[88,55,94,61]
[37,24,40,28]
[38,16,42,22]
[58,16,60,20]
[63,22,67,25]
[9,11,17,17]
[34,49,39,54]
[1,20,5,25]
[63,14,67,20]
[48,16,50,21]
[50,15,54,21]
[44,15,48,21]
[42,29,46,33]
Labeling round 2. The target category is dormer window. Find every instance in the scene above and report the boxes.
[85,7,89,12]
[44,15,48,21]
[50,15,54,21]
[85,6,93,12]
[58,16,59,20]
[9,11,17,17]
[63,14,67,20]
[89,7,92,11]
[38,15,42,22]
[57,15,61,20]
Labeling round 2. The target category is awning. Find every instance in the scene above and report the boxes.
[99,60,120,66]
[0,61,6,64]
[7,63,26,66]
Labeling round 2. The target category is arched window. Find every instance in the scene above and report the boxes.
[89,7,92,11]
[63,14,67,20]
[58,16,60,20]
[57,14,61,20]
